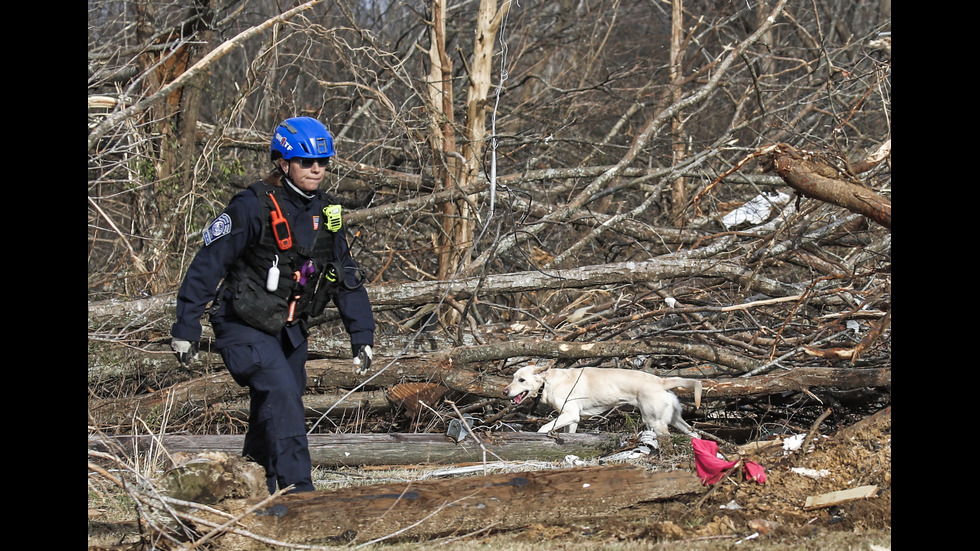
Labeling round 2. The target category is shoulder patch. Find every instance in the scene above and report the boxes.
[203,213,233,245]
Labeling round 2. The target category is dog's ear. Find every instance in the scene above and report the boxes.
[531,360,553,374]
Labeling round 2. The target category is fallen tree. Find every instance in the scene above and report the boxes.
[87,257,805,335]
[88,131,891,443]
[179,463,702,549]
[88,431,624,467]
[762,142,892,230]
[88,348,890,431]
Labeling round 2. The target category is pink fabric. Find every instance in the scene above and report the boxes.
[744,460,767,483]
[691,438,766,485]
[692,438,738,484]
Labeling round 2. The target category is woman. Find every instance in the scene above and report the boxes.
[170,116,376,494]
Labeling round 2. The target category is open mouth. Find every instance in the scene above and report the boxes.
[512,390,529,405]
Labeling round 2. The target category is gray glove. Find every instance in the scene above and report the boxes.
[171,338,199,367]
[352,344,373,375]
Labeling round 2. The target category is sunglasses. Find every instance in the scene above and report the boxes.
[293,157,330,168]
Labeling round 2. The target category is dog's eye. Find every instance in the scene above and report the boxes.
[518,378,525,382]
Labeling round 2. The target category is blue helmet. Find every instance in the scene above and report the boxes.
[270,116,335,161]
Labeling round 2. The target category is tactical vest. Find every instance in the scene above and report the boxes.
[223,182,346,335]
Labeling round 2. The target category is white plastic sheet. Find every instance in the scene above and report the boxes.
[721,191,791,228]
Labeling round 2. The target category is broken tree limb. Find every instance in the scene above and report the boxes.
[88,432,623,467]
[92,343,708,428]
[762,143,891,230]
[87,257,804,335]
[204,465,702,548]
[88,358,890,429]
[442,338,761,371]
[848,139,891,175]
[795,407,833,468]
[699,367,890,401]
[366,257,802,310]
[87,1,327,151]
[86,356,510,428]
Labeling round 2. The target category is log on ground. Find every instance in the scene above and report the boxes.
[214,464,702,548]
[88,431,623,467]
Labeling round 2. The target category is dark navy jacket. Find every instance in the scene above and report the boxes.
[171,179,375,351]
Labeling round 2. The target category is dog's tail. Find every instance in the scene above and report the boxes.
[663,378,702,409]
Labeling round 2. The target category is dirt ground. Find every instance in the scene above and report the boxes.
[373,405,892,550]
[477,406,893,550]
[88,407,890,549]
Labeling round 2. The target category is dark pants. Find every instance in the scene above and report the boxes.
[219,334,314,494]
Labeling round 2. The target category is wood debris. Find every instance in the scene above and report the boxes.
[387,381,449,419]
[803,484,878,510]
[208,464,701,549]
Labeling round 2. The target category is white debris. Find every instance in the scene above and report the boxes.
[790,467,831,479]
[600,445,652,462]
[639,430,659,445]
[782,433,807,452]
[721,191,791,228]
[564,454,586,466]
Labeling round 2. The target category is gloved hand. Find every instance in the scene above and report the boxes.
[352,344,373,375]
[171,338,200,367]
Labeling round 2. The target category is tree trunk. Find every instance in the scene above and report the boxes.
[130,1,217,294]
[88,341,889,430]
[198,465,701,548]
[425,0,459,287]
[669,0,688,223]
[87,256,805,336]
[89,431,624,467]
